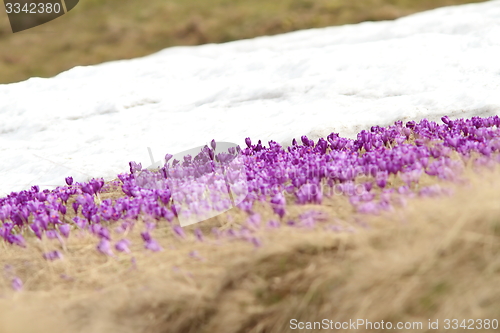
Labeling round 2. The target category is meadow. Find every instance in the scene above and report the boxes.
[0,116,499,332]
[1,1,499,332]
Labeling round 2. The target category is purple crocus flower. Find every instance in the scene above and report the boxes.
[270,195,286,218]
[376,178,387,188]
[15,233,27,247]
[46,229,60,240]
[270,193,285,206]
[115,239,131,253]
[97,227,110,240]
[116,221,134,234]
[357,202,380,214]
[301,135,311,147]
[145,239,162,252]
[91,178,105,194]
[211,227,221,239]
[208,149,215,160]
[250,237,262,248]
[226,228,238,238]
[267,220,280,228]
[11,277,23,291]
[58,203,67,215]
[194,228,204,242]
[189,250,204,260]
[97,239,114,256]
[145,221,156,231]
[141,231,151,242]
[0,204,12,222]
[246,213,261,229]
[65,177,73,186]
[91,214,101,224]
[47,208,61,224]
[81,183,95,196]
[173,225,186,239]
[296,183,322,204]
[30,222,43,239]
[73,216,87,229]
[165,154,173,164]
[273,207,286,218]
[76,194,94,206]
[129,161,142,174]
[72,201,79,214]
[43,250,63,261]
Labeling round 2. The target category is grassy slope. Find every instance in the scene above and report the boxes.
[0,160,499,333]
[0,0,488,84]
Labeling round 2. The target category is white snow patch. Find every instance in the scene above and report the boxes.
[1,1,500,196]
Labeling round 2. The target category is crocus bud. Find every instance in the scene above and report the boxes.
[8,234,26,248]
[59,224,70,238]
[376,178,387,188]
[81,183,94,195]
[115,239,131,253]
[46,230,59,240]
[141,231,151,242]
[65,177,73,186]
[43,250,63,261]
[251,237,262,248]
[60,192,70,203]
[194,228,204,242]
[97,239,113,256]
[31,223,42,239]
[72,202,79,214]
[11,277,22,291]
[173,225,185,239]
[145,239,162,252]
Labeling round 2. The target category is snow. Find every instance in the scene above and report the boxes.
[1,0,500,197]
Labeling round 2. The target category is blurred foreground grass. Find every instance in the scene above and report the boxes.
[0,0,488,84]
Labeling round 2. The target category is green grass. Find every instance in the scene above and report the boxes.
[0,0,488,84]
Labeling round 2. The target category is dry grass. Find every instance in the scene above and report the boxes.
[0,0,488,84]
[0,158,499,332]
